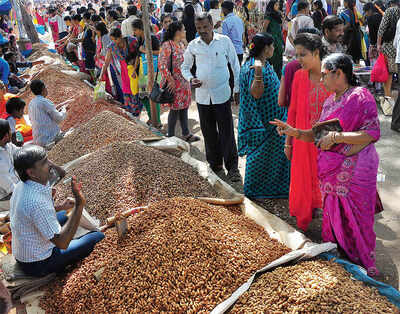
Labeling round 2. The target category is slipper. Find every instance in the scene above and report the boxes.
[185,134,200,143]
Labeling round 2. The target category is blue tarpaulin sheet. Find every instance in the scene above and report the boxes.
[0,0,11,15]
[35,25,45,35]
[319,252,400,309]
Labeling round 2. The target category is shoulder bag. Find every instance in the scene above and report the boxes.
[150,42,174,104]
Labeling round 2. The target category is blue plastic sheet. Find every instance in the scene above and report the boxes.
[0,0,11,15]
[35,25,45,35]
[0,33,8,45]
[319,252,400,309]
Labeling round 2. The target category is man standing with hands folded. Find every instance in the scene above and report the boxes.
[181,13,241,184]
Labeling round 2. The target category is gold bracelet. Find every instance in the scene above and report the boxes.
[337,132,343,144]
[331,132,337,144]
[284,144,292,148]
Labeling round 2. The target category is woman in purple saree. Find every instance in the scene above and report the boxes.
[271,53,381,276]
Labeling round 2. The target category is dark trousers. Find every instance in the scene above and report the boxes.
[197,100,238,172]
[229,54,243,97]
[17,211,105,277]
[392,94,400,131]
[168,108,189,137]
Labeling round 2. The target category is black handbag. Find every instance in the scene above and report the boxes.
[312,118,343,146]
[150,43,175,104]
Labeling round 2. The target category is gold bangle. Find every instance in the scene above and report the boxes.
[337,132,343,144]
[284,144,292,148]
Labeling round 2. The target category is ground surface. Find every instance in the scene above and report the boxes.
[141,89,400,289]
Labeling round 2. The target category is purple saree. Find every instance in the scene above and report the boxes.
[318,87,381,276]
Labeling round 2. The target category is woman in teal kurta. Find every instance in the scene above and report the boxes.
[238,33,290,198]
[264,0,284,79]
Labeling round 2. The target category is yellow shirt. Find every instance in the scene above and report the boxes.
[80,20,85,29]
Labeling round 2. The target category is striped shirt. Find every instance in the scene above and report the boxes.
[28,95,66,147]
[10,180,61,263]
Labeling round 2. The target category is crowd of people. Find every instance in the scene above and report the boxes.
[0,0,396,283]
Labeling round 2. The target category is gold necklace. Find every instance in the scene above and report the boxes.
[335,86,350,101]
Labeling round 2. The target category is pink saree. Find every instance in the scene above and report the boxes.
[318,87,381,276]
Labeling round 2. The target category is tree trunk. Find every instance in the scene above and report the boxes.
[10,0,26,39]
[19,0,39,43]
[140,0,158,127]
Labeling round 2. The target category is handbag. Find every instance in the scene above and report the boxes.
[312,118,343,146]
[371,53,389,83]
[150,43,174,104]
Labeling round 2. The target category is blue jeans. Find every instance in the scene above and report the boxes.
[17,211,105,277]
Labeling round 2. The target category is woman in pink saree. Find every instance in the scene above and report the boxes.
[271,53,381,276]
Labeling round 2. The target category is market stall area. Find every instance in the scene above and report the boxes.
[47,110,153,165]
[231,259,398,313]
[53,141,219,223]
[1,25,399,314]
[39,198,291,313]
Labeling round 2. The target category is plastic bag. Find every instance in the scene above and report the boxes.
[93,81,106,101]
[371,53,389,83]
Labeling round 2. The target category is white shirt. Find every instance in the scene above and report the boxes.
[10,180,60,262]
[209,8,222,33]
[121,15,136,37]
[5,116,16,133]
[290,14,314,39]
[394,19,400,64]
[0,143,19,200]
[28,95,66,147]
[181,33,240,105]
[193,2,203,15]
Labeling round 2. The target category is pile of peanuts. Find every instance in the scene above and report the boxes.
[20,66,93,107]
[231,259,399,313]
[48,111,153,165]
[60,96,131,131]
[39,198,291,313]
[54,142,218,223]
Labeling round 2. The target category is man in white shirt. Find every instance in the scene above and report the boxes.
[28,80,67,147]
[10,145,104,277]
[193,0,203,15]
[288,1,314,48]
[121,5,137,37]
[209,0,222,33]
[181,13,241,184]
[0,119,19,212]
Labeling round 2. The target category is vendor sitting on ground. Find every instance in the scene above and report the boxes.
[0,98,25,146]
[10,145,105,277]
[4,52,44,88]
[28,79,68,147]
[0,119,19,212]
[4,52,45,91]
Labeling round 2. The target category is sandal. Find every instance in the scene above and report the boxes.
[185,134,200,143]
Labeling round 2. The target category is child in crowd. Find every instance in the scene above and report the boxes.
[0,98,25,145]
